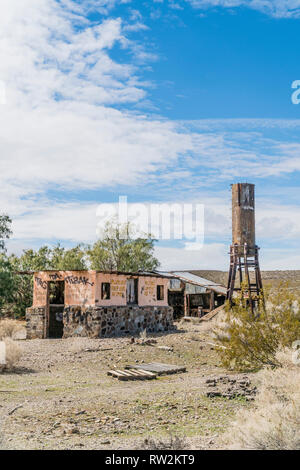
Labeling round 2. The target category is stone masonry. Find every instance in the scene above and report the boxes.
[26,307,46,339]
[63,305,174,338]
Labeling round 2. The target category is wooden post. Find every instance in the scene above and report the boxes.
[209,290,215,311]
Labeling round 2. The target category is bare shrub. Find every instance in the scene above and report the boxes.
[0,338,22,370]
[0,319,23,340]
[222,352,300,449]
[139,329,147,341]
[138,434,189,450]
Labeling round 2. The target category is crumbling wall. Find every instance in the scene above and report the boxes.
[26,307,46,339]
[95,274,169,307]
[95,273,127,306]
[32,271,96,307]
[63,305,174,338]
[139,277,169,306]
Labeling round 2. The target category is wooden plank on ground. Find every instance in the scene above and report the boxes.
[107,368,157,381]
[128,362,186,376]
[107,370,130,380]
[135,369,157,378]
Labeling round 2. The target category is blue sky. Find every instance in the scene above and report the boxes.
[2,0,300,270]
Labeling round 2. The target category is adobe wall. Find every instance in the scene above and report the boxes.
[94,273,169,307]
[33,271,96,307]
[32,271,169,308]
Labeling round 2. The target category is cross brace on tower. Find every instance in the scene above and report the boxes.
[226,243,264,314]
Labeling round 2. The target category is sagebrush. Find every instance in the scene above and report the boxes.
[222,349,300,449]
[0,319,23,340]
[215,283,300,371]
[0,338,22,371]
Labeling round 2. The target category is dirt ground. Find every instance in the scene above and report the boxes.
[0,321,253,450]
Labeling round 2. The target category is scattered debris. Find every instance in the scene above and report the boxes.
[156,345,173,352]
[199,305,225,322]
[127,362,186,376]
[8,403,25,416]
[136,338,157,346]
[205,375,257,400]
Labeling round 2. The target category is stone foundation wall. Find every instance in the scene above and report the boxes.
[63,305,174,338]
[26,307,46,339]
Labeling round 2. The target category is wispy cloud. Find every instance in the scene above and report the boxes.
[185,0,300,18]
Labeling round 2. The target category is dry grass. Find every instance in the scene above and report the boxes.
[0,319,23,340]
[0,338,22,371]
[222,349,300,449]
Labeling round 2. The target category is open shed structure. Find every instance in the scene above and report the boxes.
[26,270,173,339]
[166,271,226,319]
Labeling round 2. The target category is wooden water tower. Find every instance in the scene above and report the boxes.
[226,183,263,312]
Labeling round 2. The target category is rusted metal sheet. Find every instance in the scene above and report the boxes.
[232,183,255,255]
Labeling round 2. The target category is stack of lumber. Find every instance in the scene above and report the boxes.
[107,368,156,381]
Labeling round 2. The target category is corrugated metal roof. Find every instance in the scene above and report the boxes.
[161,271,227,295]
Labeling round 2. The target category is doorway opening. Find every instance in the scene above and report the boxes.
[127,278,138,305]
[168,291,184,319]
[48,281,65,338]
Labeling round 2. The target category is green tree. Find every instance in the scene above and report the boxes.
[87,220,160,272]
[0,214,12,252]
[50,244,87,270]
[0,214,13,315]
[6,247,52,318]
[6,244,87,318]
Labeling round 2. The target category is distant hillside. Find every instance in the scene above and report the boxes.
[189,270,300,287]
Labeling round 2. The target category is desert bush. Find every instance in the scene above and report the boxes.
[0,319,23,340]
[0,338,22,370]
[138,434,189,450]
[222,351,300,449]
[215,283,300,371]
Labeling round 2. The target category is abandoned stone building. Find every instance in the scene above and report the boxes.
[26,271,173,339]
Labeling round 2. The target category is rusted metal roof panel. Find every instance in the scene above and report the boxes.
[164,271,227,295]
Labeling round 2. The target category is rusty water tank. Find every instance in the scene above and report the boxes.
[232,183,255,255]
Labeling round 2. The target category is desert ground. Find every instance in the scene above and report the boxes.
[0,320,255,450]
[2,272,297,450]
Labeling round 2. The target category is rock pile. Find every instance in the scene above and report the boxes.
[206,375,257,401]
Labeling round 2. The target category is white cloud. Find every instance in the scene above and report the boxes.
[0,1,195,204]
[2,0,300,271]
[186,0,300,18]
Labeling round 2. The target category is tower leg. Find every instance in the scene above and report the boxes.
[227,244,264,312]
